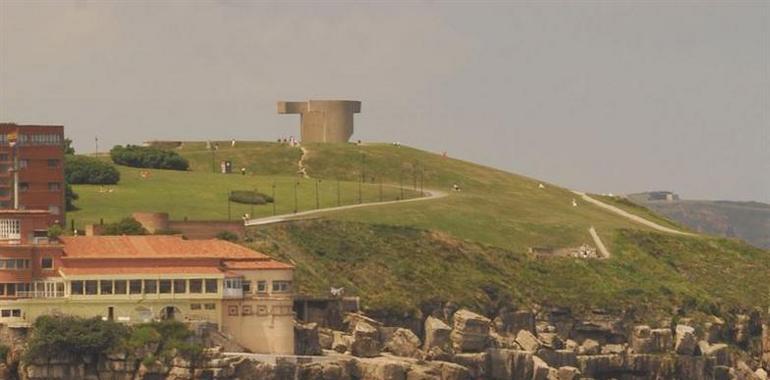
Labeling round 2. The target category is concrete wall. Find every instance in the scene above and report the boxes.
[277,100,361,143]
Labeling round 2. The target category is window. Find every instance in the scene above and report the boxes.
[100,280,113,295]
[256,280,267,292]
[224,278,242,289]
[205,279,218,293]
[190,304,202,310]
[158,280,171,294]
[129,280,142,294]
[49,205,60,215]
[189,279,202,293]
[228,305,239,316]
[71,281,83,295]
[6,260,15,270]
[11,309,20,317]
[85,280,98,295]
[1,310,9,318]
[173,279,186,294]
[114,280,127,294]
[272,281,292,293]
[41,257,53,270]
[204,303,216,310]
[242,305,253,315]
[48,182,61,192]
[256,305,268,316]
[242,281,251,293]
[0,219,20,240]
[19,160,28,169]
[18,183,28,192]
[0,154,7,161]
[6,284,15,296]
[47,159,59,168]
[17,259,28,269]
[144,280,157,294]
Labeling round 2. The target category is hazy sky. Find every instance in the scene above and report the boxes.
[1,1,768,202]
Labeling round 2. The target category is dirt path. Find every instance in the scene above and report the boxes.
[244,188,448,226]
[297,145,309,179]
[574,191,694,236]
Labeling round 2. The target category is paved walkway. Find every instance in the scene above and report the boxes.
[574,191,693,236]
[244,189,448,226]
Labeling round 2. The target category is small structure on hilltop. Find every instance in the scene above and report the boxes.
[277,100,361,143]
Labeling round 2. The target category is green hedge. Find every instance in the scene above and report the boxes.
[228,190,274,205]
[64,155,120,185]
[110,145,189,171]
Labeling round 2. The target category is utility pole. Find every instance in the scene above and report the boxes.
[95,136,99,156]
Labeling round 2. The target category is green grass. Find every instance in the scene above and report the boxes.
[589,193,687,231]
[68,163,420,229]
[70,141,770,320]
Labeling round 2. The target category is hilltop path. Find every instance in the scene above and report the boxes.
[574,191,694,236]
[244,188,448,226]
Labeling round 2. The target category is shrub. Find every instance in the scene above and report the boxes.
[216,231,239,242]
[228,190,274,205]
[65,184,79,211]
[64,155,120,185]
[24,316,128,361]
[47,224,63,239]
[110,145,189,171]
[102,217,148,235]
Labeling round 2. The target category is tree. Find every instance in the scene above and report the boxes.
[110,145,189,171]
[64,155,120,185]
[65,184,79,211]
[64,138,75,155]
[102,217,148,235]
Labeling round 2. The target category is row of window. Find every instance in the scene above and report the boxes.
[226,304,293,317]
[0,182,63,192]
[0,159,60,169]
[189,303,217,310]
[70,278,220,296]
[0,283,32,296]
[0,259,30,270]
[224,279,292,293]
[0,309,21,318]
[0,134,63,145]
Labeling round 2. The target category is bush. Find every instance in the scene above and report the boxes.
[110,145,189,171]
[47,224,63,239]
[24,316,128,361]
[228,190,274,205]
[102,217,148,235]
[64,155,120,185]
[215,231,239,242]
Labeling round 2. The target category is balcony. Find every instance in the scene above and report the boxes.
[223,277,244,299]
[16,289,65,299]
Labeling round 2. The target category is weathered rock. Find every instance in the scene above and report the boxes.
[576,339,600,355]
[557,366,581,380]
[631,325,672,354]
[564,339,578,352]
[319,328,335,350]
[756,368,768,380]
[675,355,707,380]
[734,314,752,347]
[536,348,577,369]
[383,328,422,358]
[488,349,534,380]
[452,352,490,379]
[532,355,552,380]
[354,357,408,380]
[424,316,453,352]
[600,343,625,355]
[497,309,536,335]
[675,324,698,355]
[351,321,381,358]
[450,309,491,352]
[571,311,625,344]
[295,321,323,356]
[713,365,733,380]
[490,331,520,349]
[576,354,624,378]
[538,332,564,350]
[345,313,384,332]
[515,330,542,352]
[333,331,354,354]
[705,316,727,343]
[702,342,731,366]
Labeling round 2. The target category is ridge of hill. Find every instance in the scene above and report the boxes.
[73,141,769,319]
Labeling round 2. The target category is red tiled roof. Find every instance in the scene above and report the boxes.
[224,260,295,270]
[58,236,271,260]
[60,266,223,276]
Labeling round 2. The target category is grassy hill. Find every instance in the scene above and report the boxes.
[71,141,770,319]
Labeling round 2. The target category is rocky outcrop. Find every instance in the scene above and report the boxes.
[351,321,381,358]
[450,309,490,353]
[630,325,673,354]
[675,324,698,355]
[295,321,323,356]
[424,316,453,358]
[383,328,422,358]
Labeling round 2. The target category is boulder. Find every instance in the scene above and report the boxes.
[515,330,542,352]
[675,355,707,380]
[570,311,625,344]
[295,322,322,356]
[424,316,453,352]
[354,357,408,380]
[450,309,491,352]
[702,342,731,366]
[538,332,564,350]
[333,331,353,354]
[531,355,552,380]
[490,331,520,349]
[351,321,381,358]
[576,354,624,378]
[488,349,534,380]
[576,339,600,355]
[600,344,625,355]
[705,316,726,343]
[319,328,335,350]
[497,309,536,335]
[631,325,672,354]
[675,324,698,355]
[734,314,752,347]
[557,366,581,380]
[756,368,768,380]
[383,328,422,358]
[452,352,490,379]
[536,348,577,369]
[713,365,733,380]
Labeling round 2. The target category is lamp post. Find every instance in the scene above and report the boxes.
[315,179,320,209]
[272,181,276,216]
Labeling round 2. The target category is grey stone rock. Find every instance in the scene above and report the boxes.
[383,328,422,358]
[424,316,453,352]
[450,309,491,352]
[515,330,542,352]
[675,324,698,355]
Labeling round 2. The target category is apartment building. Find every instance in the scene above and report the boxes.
[0,123,65,226]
